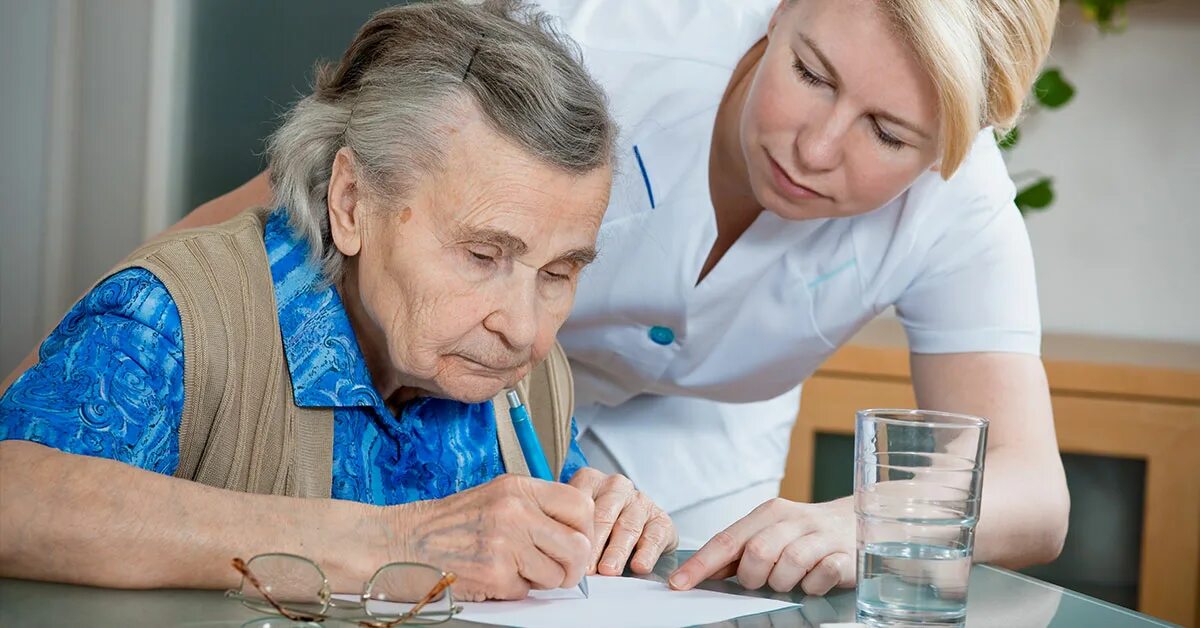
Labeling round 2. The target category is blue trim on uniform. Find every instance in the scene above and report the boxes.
[807,258,858,289]
[633,145,656,209]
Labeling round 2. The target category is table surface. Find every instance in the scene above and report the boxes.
[0,551,1175,628]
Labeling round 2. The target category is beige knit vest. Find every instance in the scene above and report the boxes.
[106,208,574,498]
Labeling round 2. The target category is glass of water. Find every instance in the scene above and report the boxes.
[854,409,988,626]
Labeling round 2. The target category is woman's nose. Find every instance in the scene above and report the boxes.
[485,284,539,351]
[795,109,848,174]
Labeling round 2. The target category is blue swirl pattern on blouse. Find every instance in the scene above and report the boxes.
[0,269,183,474]
[0,209,586,504]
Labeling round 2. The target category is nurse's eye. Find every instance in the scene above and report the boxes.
[792,57,830,89]
[871,118,906,151]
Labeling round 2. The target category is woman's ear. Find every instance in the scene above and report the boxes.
[327,147,363,257]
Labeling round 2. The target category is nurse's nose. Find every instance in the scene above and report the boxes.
[795,108,848,174]
[483,283,540,352]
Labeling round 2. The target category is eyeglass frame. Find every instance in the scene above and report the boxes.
[226,552,463,627]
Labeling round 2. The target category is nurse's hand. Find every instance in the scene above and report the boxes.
[667,497,856,595]
[568,467,678,576]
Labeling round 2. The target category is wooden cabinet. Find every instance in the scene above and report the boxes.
[780,320,1200,626]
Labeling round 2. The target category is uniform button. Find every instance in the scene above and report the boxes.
[648,326,676,346]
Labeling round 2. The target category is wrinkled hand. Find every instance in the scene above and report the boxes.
[668,497,855,595]
[568,467,678,576]
[394,474,593,601]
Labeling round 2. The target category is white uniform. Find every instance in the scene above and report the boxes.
[537,0,1042,548]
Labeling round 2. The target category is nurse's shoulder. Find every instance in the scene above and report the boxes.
[529,1,776,117]
[850,129,1031,311]
[531,0,775,61]
[908,128,1016,218]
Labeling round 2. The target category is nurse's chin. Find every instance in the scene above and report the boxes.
[750,173,844,221]
[757,181,860,221]
[760,193,848,222]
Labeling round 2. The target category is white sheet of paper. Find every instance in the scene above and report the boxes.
[452,576,799,628]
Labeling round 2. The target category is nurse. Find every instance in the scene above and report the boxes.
[537,0,1071,597]
[4,0,1069,595]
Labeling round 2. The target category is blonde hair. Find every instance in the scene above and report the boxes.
[880,0,1059,177]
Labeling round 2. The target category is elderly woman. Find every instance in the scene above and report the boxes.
[0,0,676,602]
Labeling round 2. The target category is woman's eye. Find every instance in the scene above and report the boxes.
[465,247,499,266]
[872,120,906,151]
[792,57,827,88]
[540,269,570,282]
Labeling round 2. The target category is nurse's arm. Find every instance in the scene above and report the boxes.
[0,171,271,395]
[667,351,1069,595]
[910,351,1070,567]
[171,170,272,232]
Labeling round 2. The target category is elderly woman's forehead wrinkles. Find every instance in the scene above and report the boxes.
[447,200,533,236]
[466,171,558,207]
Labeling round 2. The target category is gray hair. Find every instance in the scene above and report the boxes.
[266,0,615,281]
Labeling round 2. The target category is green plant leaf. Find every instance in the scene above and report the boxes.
[1015,178,1055,215]
[1034,69,1076,109]
[1077,0,1130,33]
[997,127,1021,151]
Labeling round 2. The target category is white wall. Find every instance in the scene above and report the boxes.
[67,1,154,301]
[0,0,188,375]
[1010,1,1200,343]
[0,0,54,375]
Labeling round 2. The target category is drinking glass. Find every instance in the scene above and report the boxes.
[854,409,988,626]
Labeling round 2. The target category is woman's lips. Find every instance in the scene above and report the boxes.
[457,354,523,372]
[767,154,829,201]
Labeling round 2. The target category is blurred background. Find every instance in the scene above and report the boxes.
[1,0,1197,622]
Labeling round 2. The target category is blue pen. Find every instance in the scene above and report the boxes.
[506,390,590,599]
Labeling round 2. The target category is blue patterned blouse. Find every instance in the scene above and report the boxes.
[0,210,587,505]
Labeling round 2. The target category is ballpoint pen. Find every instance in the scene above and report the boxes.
[506,389,590,599]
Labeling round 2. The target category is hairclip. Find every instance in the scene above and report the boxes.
[463,34,485,81]
[463,45,481,80]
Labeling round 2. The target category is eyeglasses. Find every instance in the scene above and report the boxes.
[227,553,463,626]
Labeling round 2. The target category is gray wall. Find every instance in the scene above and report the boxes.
[0,0,155,375]
[0,0,54,374]
[70,1,153,299]
[181,0,403,213]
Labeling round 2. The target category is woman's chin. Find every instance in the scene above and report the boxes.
[434,371,523,404]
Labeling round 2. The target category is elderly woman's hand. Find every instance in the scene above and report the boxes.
[568,467,678,576]
[668,497,856,595]
[395,474,594,601]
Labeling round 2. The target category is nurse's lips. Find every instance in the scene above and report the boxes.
[767,154,829,201]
